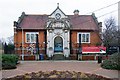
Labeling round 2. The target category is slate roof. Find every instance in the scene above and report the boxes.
[18,14,99,30]
[19,15,48,29]
[68,15,99,30]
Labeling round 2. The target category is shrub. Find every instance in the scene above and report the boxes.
[101,53,120,70]
[4,43,15,54]
[0,54,2,70]
[2,54,19,69]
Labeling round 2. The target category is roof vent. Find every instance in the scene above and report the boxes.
[73,10,79,15]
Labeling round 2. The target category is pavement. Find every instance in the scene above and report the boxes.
[1,60,120,79]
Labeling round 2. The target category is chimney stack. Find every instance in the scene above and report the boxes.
[73,9,79,15]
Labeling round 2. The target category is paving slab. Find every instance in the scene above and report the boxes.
[1,60,120,79]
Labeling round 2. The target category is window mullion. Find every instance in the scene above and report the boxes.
[85,34,87,42]
[81,34,82,43]
[34,34,35,43]
[30,33,31,43]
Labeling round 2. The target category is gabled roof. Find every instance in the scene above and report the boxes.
[19,15,48,29]
[69,15,99,30]
[50,5,66,16]
[17,14,99,31]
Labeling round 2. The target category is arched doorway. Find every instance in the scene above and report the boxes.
[54,36,63,52]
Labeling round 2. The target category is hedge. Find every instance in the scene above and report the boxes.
[101,53,120,70]
[2,54,19,69]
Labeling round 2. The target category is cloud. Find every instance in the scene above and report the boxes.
[0,0,119,39]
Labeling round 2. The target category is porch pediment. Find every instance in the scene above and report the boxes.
[47,5,70,29]
[49,4,68,20]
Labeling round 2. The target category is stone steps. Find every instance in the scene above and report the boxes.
[52,53,65,60]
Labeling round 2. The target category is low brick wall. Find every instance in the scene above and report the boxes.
[81,55,109,60]
[82,56,95,60]
[70,54,77,60]
[24,56,35,60]
[19,54,109,60]
[69,54,109,60]
[20,55,35,60]
[19,54,47,60]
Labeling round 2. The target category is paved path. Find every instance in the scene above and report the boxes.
[1,61,120,79]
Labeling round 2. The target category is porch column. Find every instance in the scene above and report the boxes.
[22,29,24,60]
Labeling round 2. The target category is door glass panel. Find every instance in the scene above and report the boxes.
[54,36,63,52]
[27,34,30,42]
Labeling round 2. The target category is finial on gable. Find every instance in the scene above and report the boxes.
[57,3,59,8]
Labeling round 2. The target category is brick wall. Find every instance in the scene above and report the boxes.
[14,30,46,55]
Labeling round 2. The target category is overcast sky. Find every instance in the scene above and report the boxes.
[0,0,119,39]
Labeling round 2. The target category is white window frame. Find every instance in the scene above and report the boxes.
[25,32,39,43]
[77,32,90,43]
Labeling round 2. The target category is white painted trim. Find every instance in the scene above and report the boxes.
[77,32,90,43]
[83,51,106,53]
[53,35,64,51]
[25,32,39,43]
[22,29,24,60]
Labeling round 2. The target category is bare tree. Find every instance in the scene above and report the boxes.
[0,38,5,48]
[0,39,2,50]
[103,17,120,54]
[0,38,5,44]
[7,36,14,44]
[103,17,117,47]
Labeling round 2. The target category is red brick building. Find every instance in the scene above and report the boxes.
[14,5,106,60]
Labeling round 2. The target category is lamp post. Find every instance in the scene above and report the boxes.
[78,34,82,60]
[35,34,39,60]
